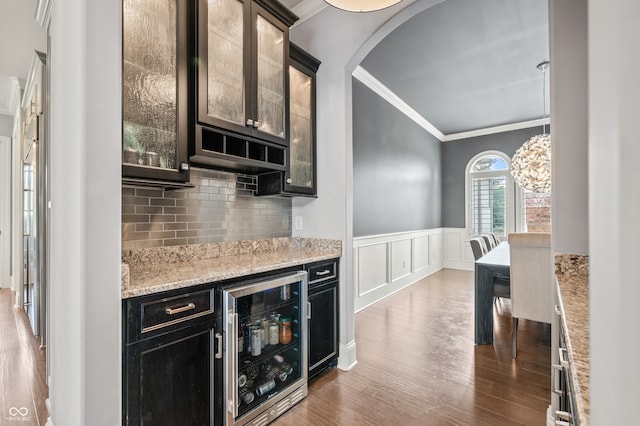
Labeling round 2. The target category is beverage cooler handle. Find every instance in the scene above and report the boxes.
[228,313,239,419]
[215,333,223,359]
[307,301,312,320]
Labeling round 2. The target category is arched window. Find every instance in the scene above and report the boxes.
[466,151,517,238]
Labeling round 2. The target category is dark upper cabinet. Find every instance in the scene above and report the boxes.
[122,0,191,187]
[195,0,297,147]
[257,43,320,196]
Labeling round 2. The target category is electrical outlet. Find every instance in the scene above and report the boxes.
[294,216,303,230]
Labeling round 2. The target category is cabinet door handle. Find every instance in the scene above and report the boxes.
[307,301,311,320]
[165,303,196,315]
[316,269,332,276]
[246,118,254,126]
[215,332,223,359]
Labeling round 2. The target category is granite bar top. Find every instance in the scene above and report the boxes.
[555,253,589,424]
[121,237,342,299]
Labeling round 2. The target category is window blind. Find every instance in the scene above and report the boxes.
[471,176,506,236]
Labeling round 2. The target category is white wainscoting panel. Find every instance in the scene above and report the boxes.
[391,238,412,282]
[446,232,462,262]
[356,242,389,297]
[413,235,429,273]
[354,229,444,312]
[443,228,475,271]
[429,233,443,265]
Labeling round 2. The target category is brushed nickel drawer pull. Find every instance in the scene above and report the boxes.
[316,269,332,276]
[165,303,196,315]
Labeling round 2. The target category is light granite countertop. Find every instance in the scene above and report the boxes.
[555,254,589,424]
[121,237,341,299]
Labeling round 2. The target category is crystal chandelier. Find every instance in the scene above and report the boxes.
[511,61,551,194]
[324,0,403,12]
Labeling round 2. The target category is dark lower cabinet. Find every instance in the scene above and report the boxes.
[123,286,222,425]
[306,259,339,380]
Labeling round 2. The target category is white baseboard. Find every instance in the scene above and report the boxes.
[337,339,357,371]
[44,398,53,426]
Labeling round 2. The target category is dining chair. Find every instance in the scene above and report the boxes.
[508,232,553,358]
[470,237,488,261]
[489,233,500,246]
[481,235,496,250]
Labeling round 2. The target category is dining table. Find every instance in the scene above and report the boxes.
[474,241,510,344]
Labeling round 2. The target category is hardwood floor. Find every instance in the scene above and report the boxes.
[0,288,48,425]
[0,270,549,425]
[276,269,551,426]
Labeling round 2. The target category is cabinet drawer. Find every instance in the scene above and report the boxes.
[308,260,337,285]
[124,287,216,344]
[141,289,214,334]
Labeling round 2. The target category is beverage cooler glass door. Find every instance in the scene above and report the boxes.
[223,271,308,425]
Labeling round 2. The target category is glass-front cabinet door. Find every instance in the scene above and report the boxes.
[285,44,320,195]
[199,0,249,133]
[198,0,296,146]
[122,0,189,184]
[254,8,286,140]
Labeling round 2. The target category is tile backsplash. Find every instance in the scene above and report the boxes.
[122,168,291,249]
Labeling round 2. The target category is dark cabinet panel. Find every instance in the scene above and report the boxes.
[306,258,339,380]
[308,281,338,378]
[125,326,214,425]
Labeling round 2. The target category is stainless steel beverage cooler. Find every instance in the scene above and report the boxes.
[223,271,308,426]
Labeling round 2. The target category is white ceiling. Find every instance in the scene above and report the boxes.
[0,0,47,115]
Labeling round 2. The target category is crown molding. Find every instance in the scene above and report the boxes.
[443,118,551,142]
[353,65,551,143]
[353,65,445,141]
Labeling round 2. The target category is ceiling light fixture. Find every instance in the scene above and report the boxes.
[511,61,551,194]
[324,0,403,13]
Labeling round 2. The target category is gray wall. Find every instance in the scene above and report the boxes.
[122,167,292,249]
[353,78,441,237]
[0,114,13,137]
[440,126,543,228]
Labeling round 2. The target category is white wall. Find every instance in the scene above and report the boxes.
[11,98,23,303]
[48,0,121,424]
[589,0,640,423]
[290,0,443,371]
[549,0,589,256]
[0,136,11,288]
